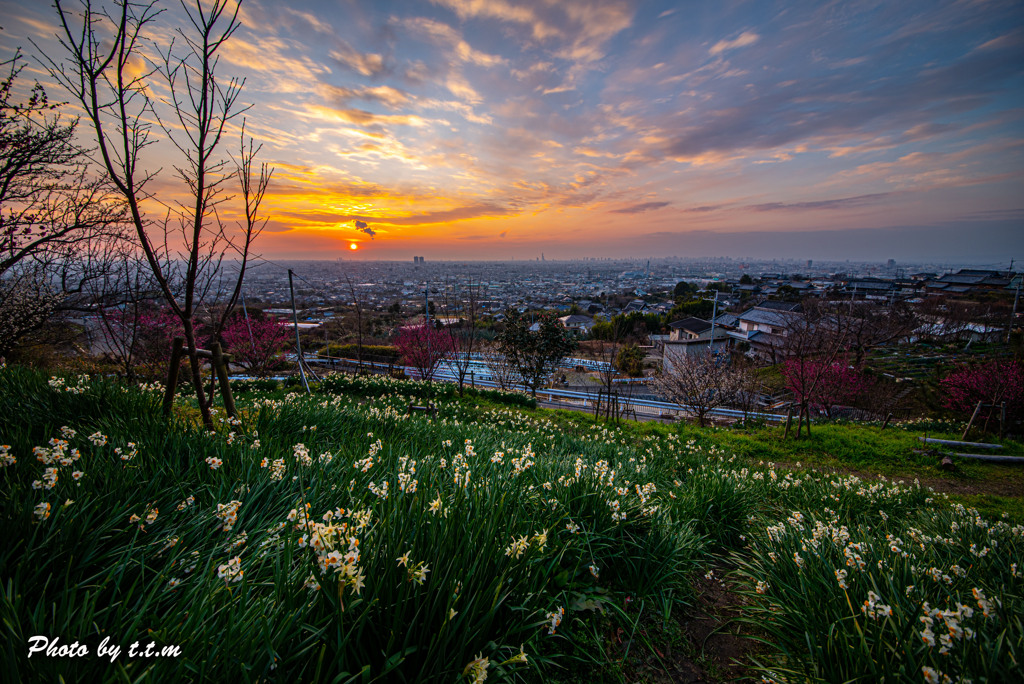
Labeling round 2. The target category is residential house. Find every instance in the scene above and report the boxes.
[732,302,803,359]
[924,269,1015,295]
[557,314,595,335]
[621,299,648,315]
[846,278,897,300]
[660,316,733,373]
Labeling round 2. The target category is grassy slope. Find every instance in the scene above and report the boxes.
[1,368,1020,683]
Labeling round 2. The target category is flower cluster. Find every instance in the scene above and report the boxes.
[504,530,548,560]
[214,500,242,531]
[545,606,565,635]
[116,443,138,462]
[48,374,90,394]
[290,504,370,597]
[128,503,158,530]
[217,556,243,583]
[861,590,893,620]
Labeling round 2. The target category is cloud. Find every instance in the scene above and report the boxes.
[303,103,428,128]
[402,17,507,67]
[329,42,389,77]
[354,220,377,239]
[653,42,1024,164]
[610,201,670,214]
[320,84,412,110]
[291,202,512,227]
[746,193,893,212]
[218,35,327,93]
[957,208,1024,221]
[430,0,634,65]
[709,31,759,56]
[430,0,561,41]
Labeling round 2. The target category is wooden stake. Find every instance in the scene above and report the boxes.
[211,343,236,418]
[961,401,983,441]
[784,406,793,439]
[163,337,184,417]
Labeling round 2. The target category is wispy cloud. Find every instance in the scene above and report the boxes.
[304,203,513,227]
[709,31,759,56]
[610,201,670,214]
[746,193,893,212]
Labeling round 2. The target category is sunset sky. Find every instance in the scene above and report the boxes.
[2,0,1023,263]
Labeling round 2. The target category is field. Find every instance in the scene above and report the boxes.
[1,365,1021,683]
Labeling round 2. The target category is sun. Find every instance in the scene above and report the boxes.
[349,243,358,250]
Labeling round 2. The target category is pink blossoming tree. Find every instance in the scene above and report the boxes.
[394,324,454,382]
[221,315,291,377]
[941,360,1024,427]
[782,357,872,420]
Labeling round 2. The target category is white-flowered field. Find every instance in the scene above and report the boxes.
[1,366,1020,683]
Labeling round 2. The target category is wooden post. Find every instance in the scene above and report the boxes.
[163,337,184,417]
[1000,402,1007,439]
[288,269,310,393]
[881,412,892,430]
[211,343,236,419]
[784,406,793,439]
[961,401,983,441]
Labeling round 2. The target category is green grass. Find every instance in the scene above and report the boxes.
[1,366,1021,683]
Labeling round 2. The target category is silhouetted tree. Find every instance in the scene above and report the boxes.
[655,349,741,427]
[497,310,577,396]
[50,0,272,428]
[616,344,644,377]
[1,52,126,357]
[440,280,482,393]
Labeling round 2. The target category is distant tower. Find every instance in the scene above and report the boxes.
[541,253,545,262]
[806,259,813,268]
[888,258,896,267]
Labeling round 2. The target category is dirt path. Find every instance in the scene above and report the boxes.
[613,575,763,683]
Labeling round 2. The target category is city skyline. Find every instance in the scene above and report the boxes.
[2,0,1022,262]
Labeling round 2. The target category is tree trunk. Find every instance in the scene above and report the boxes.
[182,321,213,430]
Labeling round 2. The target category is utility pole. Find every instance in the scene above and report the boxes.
[424,288,432,381]
[289,269,310,393]
[241,290,256,354]
[1009,271,1021,344]
[709,289,719,354]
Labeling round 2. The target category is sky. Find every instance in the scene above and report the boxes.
[2,0,1023,263]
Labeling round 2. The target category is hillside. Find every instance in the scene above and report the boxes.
[1,366,1021,683]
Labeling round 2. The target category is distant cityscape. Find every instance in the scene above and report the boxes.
[239,256,1020,321]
